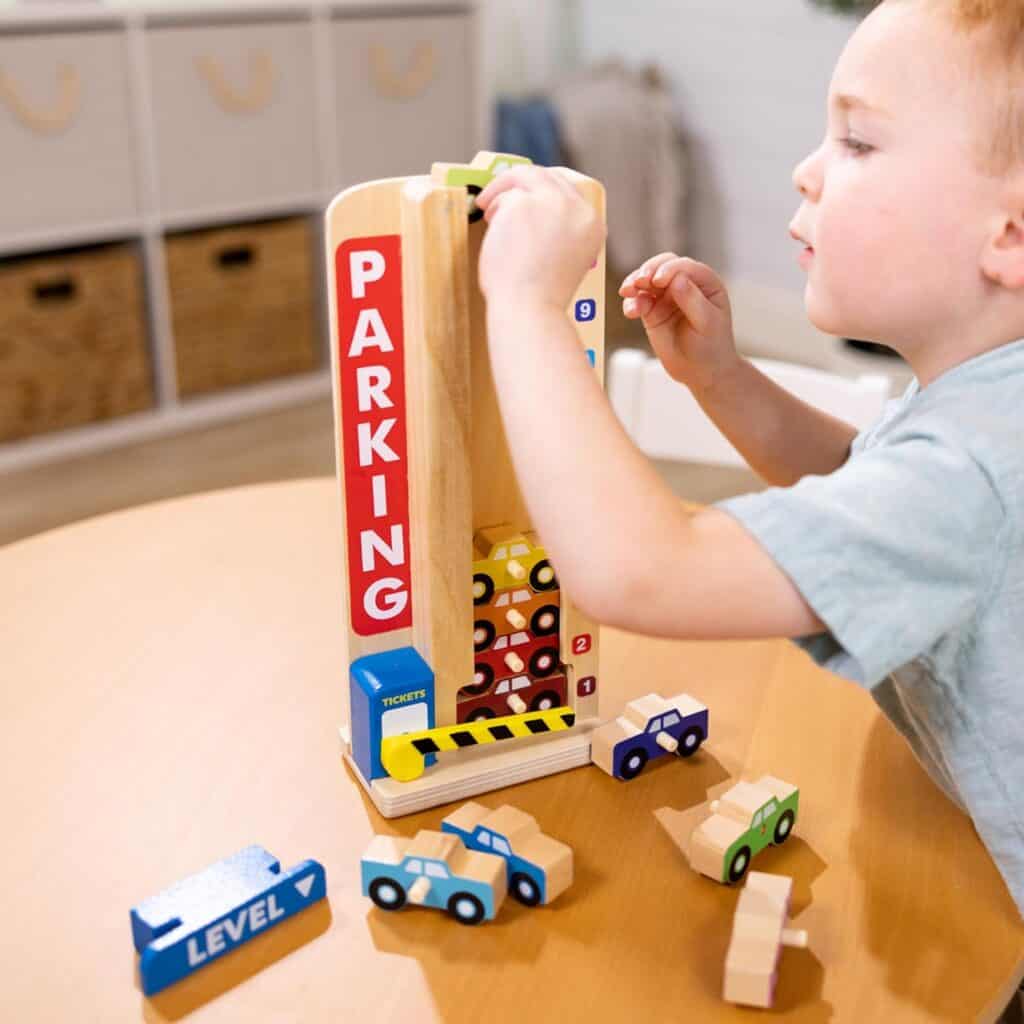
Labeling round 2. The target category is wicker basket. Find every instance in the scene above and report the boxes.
[167,217,320,398]
[0,242,153,443]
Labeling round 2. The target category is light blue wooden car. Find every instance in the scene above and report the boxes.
[361,829,506,925]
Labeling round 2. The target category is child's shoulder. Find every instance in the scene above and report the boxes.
[862,344,1024,521]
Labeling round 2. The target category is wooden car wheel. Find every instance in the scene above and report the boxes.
[530,604,560,636]
[728,845,752,884]
[529,646,559,677]
[510,872,542,907]
[448,891,486,925]
[369,877,406,911]
[529,560,558,592]
[774,810,795,845]
[619,747,648,780]
[473,620,496,652]
[676,726,704,758]
[530,690,560,712]
[473,573,495,606]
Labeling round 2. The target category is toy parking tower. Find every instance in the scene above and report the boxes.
[326,152,605,817]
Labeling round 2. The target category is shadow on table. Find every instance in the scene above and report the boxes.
[139,900,333,1022]
[358,745,836,1020]
[850,716,1024,1023]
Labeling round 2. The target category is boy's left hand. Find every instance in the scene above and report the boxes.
[475,165,605,311]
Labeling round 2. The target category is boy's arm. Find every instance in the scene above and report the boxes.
[688,356,861,486]
[484,296,826,640]
[620,255,859,485]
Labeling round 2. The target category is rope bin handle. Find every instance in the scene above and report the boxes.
[32,276,77,305]
[0,65,81,135]
[369,41,436,101]
[216,244,255,269]
[195,51,275,115]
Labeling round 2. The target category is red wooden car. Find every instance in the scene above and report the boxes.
[471,630,559,691]
[457,673,568,723]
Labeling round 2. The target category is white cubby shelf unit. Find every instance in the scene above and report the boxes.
[0,0,484,472]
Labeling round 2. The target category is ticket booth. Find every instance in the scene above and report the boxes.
[350,646,436,782]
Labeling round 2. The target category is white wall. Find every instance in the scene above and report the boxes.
[478,0,574,99]
[576,0,859,293]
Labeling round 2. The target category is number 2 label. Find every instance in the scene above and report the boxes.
[572,633,592,655]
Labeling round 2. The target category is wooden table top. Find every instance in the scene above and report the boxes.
[1,478,1021,1023]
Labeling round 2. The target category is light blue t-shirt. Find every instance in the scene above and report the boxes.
[717,339,1024,918]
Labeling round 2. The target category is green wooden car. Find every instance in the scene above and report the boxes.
[438,153,533,221]
[687,776,799,884]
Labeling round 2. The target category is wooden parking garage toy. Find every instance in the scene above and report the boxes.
[724,872,809,1009]
[441,800,574,906]
[130,846,326,996]
[590,692,708,780]
[361,829,506,925]
[326,151,607,817]
[688,776,799,884]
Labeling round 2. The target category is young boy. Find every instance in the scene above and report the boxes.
[474,0,1024,925]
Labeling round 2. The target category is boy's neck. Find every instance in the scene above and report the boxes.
[892,312,1024,388]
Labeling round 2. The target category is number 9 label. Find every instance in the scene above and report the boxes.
[574,299,597,323]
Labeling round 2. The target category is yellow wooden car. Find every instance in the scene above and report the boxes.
[472,524,558,604]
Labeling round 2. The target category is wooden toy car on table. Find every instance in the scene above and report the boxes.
[361,829,505,924]
[688,776,799,884]
[457,672,568,723]
[441,801,574,906]
[590,692,708,780]
[724,872,808,1008]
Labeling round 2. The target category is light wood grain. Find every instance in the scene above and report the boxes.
[0,478,1020,1023]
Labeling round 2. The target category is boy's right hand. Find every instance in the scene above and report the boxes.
[619,254,738,393]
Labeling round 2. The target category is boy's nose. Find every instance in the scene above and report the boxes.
[792,147,823,201]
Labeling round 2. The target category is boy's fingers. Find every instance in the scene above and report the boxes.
[476,165,562,210]
[619,252,681,296]
[667,272,718,335]
[651,256,696,289]
[666,258,731,312]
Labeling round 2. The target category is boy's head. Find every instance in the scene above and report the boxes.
[789,0,1024,373]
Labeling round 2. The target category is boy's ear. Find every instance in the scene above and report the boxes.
[981,176,1024,289]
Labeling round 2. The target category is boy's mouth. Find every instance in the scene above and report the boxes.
[789,226,814,267]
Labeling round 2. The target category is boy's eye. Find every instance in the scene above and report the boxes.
[839,136,874,155]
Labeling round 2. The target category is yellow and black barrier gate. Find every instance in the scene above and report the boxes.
[380,706,577,782]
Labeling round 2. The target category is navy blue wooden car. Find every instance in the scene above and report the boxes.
[591,693,709,780]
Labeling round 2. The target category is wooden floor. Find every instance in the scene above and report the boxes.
[0,398,761,548]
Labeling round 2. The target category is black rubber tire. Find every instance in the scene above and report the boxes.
[465,183,484,223]
[467,707,496,723]
[369,877,407,911]
[472,663,495,692]
[728,846,753,884]
[448,891,486,925]
[774,810,795,845]
[619,747,649,780]
[473,573,495,606]
[473,620,496,652]
[510,872,542,907]
[530,690,560,713]
[676,726,705,758]
[528,646,559,677]
[530,605,560,636]
[529,560,558,592]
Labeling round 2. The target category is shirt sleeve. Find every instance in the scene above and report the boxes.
[715,429,1005,687]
